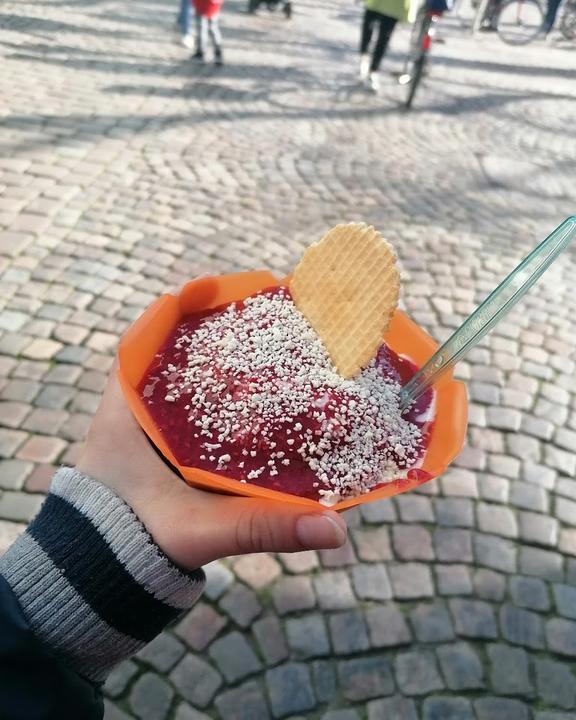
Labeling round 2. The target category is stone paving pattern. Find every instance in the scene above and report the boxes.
[1,0,576,717]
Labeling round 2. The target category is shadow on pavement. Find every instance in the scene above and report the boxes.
[0,13,137,39]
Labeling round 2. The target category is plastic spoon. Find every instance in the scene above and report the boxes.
[400,216,576,413]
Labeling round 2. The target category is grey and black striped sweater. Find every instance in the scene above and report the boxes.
[0,467,205,683]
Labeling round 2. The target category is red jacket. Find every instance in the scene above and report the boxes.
[192,0,223,17]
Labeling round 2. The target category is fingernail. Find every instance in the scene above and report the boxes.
[296,513,347,549]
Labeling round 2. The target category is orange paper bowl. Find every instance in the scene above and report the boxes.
[118,271,468,512]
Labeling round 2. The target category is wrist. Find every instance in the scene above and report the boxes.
[0,467,205,682]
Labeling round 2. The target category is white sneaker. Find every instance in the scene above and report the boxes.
[181,33,194,49]
[359,54,370,80]
[368,71,380,92]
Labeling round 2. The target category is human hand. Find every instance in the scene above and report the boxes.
[76,367,347,570]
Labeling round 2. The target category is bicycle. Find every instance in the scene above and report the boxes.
[496,0,576,43]
[496,0,544,44]
[399,1,446,109]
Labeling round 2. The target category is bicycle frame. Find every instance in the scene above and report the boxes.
[410,9,443,60]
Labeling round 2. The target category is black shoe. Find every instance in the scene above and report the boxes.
[192,49,205,60]
[214,47,224,66]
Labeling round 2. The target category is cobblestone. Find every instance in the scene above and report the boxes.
[520,547,564,582]
[436,642,484,690]
[215,681,270,720]
[136,633,185,673]
[103,660,139,699]
[266,663,316,717]
[218,584,261,628]
[0,459,32,490]
[552,584,576,619]
[388,563,434,599]
[365,605,412,648]
[272,576,316,615]
[175,603,227,651]
[253,616,288,666]
[312,660,336,703]
[203,561,234,600]
[434,498,474,527]
[518,511,559,547]
[2,1,576,716]
[0,491,44,522]
[449,599,498,640]
[338,656,394,701]
[169,656,222,708]
[410,602,454,643]
[546,618,576,657]
[473,569,506,601]
[434,528,473,563]
[208,631,262,682]
[328,610,369,655]
[474,533,517,573]
[129,673,173,720]
[422,697,474,720]
[535,658,576,710]
[474,697,530,720]
[234,554,281,590]
[286,614,330,659]
[393,525,434,560]
[510,482,548,512]
[396,495,434,523]
[367,696,417,720]
[351,527,392,562]
[500,604,545,649]
[436,565,472,596]
[488,644,532,696]
[319,540,358,568]
[395,650,443,696]
[477,503,518,538]
[509,576,550,612]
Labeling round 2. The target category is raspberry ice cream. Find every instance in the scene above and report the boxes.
[139,286,435,505]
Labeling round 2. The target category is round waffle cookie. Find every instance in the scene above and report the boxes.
[290,223,400,378]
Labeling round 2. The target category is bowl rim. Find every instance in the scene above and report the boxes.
[118,271,468,511]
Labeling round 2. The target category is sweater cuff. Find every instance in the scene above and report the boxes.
[0,467,205,683]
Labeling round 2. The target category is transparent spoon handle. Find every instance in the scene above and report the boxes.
[400,216,576,412]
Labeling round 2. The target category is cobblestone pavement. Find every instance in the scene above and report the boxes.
[1,0,576,717]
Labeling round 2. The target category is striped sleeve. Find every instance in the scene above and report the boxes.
[0,467,205,683]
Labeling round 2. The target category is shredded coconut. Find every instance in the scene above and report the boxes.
[153,288,426,500]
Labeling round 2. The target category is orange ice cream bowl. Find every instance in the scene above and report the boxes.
[118,271,468,511]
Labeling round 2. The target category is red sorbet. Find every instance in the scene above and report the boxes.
[138,287,434,503]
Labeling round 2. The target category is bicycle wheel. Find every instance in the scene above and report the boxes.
[403,55,426,108]
[496,0,544,44]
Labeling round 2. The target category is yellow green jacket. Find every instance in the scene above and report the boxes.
[364,0,411,21]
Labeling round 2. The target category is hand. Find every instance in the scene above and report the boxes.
[77,367,347,570]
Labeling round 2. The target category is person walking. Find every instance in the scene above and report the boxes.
[359,0,410,91]
[192,0,225,65]
[177,0,195,48]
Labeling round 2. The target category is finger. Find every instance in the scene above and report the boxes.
[151,490,348,569]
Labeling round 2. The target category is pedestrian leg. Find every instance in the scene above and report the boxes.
[208,15,224,65]
[371,13,397,72]
[180,0,194,48]
[542,0,562,33]
[359,9,377,79]
[193,14,207,59]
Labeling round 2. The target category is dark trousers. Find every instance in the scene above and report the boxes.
[360,9,398,72]
[543,0,562,32]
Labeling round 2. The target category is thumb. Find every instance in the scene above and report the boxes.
[168,496,348,568]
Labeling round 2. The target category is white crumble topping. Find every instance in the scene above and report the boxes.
[154,288,427,501]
